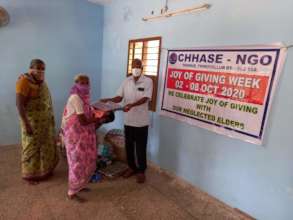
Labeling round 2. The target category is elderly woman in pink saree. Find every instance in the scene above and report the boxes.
[62,75,103,202]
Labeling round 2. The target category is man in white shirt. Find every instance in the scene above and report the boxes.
[101,59,153,183]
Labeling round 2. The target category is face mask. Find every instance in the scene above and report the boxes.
[30,69,45,83]
[76,83,90,95]
[132,68,142,77]
[32,73,44,83]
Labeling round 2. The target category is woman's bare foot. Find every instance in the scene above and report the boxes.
[67,194,87,203]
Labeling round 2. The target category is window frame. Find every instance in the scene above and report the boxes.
[126,36,162,112]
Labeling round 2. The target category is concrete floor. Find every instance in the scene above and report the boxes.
[0,145,252,220]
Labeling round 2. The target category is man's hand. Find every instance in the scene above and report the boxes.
[25,123,33,136]
[123,104,133,112]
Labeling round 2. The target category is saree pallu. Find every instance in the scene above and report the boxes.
[21,83,58,180]
[63,112,96,196]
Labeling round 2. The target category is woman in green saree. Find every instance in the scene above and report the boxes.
[16,59,59,184]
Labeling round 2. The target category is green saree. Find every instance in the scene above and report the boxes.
[21,82,59,180]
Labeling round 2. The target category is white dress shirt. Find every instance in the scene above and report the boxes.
[117,75,153,127]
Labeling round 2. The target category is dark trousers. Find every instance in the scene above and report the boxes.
[124,125,148,173]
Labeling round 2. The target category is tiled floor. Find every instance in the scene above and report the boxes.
[0,145,253,220]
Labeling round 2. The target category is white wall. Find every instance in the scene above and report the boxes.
[100,1,293,219]
[0,0,104,144]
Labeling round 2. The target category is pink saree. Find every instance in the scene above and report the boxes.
[63,84,96,196]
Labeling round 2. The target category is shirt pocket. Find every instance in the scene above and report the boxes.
[136,87,146,99]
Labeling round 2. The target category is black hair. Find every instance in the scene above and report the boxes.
[133,58,142,67]
[30,59,45,68]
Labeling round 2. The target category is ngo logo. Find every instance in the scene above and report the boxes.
[169,53,177,64]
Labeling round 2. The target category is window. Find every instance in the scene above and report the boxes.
[127,36,162,111]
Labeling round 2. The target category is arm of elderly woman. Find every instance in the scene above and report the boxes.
[67,94,98,126]
[16,94,33,135]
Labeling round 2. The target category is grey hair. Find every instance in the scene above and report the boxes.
[74,74,89,83]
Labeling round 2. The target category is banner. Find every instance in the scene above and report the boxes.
[160,44,287,145]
